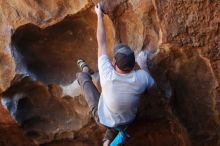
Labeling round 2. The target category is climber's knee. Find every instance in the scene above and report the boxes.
[76,72,92,86]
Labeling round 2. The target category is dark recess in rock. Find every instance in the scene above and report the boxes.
[11,10,98,85]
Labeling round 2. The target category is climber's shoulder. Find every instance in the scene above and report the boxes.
[135,69,155,88]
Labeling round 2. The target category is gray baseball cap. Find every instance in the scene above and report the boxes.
[113,43,135,72]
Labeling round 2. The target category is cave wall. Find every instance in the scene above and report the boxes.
[0,0,220,146]
[0,97,37,146]
[152,1,220,145]
[11,10,98,85]
[0,0,92,93]
[2,75,91,144]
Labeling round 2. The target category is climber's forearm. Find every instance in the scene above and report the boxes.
[136,50,150,73]
[139,63,150,73]
[97,14,107,57]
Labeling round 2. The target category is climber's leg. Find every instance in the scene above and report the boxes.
[103,128,118,145]
[76,59,100,123]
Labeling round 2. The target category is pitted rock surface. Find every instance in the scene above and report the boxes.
[0,0,220,145]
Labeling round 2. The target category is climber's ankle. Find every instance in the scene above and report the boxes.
[103,139,110,146]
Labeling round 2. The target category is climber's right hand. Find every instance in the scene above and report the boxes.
[95,3,103,17]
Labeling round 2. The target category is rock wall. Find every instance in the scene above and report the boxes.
[0,0,220,146]
[152,0,220,145]
[2,74,91,144]
[0,99,37,146]
[0,0,93,92]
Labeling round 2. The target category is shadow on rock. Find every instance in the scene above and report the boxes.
[2,74,91,144]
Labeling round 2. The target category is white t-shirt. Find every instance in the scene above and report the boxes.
[98,55,154,127]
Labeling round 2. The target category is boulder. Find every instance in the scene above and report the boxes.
[0,0,220,145]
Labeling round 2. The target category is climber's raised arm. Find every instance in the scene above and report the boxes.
[136,50,150,73]
[136,50,156,88]
[95,3,107,58]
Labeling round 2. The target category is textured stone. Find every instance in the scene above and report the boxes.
[0,101,36,146]
[151,44,220,145]
[11,10,98,85]
[0,0,220,146]
[2,75,90,144]
[154,0,220,51]
[0,0,92,93]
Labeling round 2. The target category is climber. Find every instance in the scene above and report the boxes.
[76,3,155,146]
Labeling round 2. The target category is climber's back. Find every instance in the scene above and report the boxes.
[97,44,155,128]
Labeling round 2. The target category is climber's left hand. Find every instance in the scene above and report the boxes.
[95,3,103,17]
